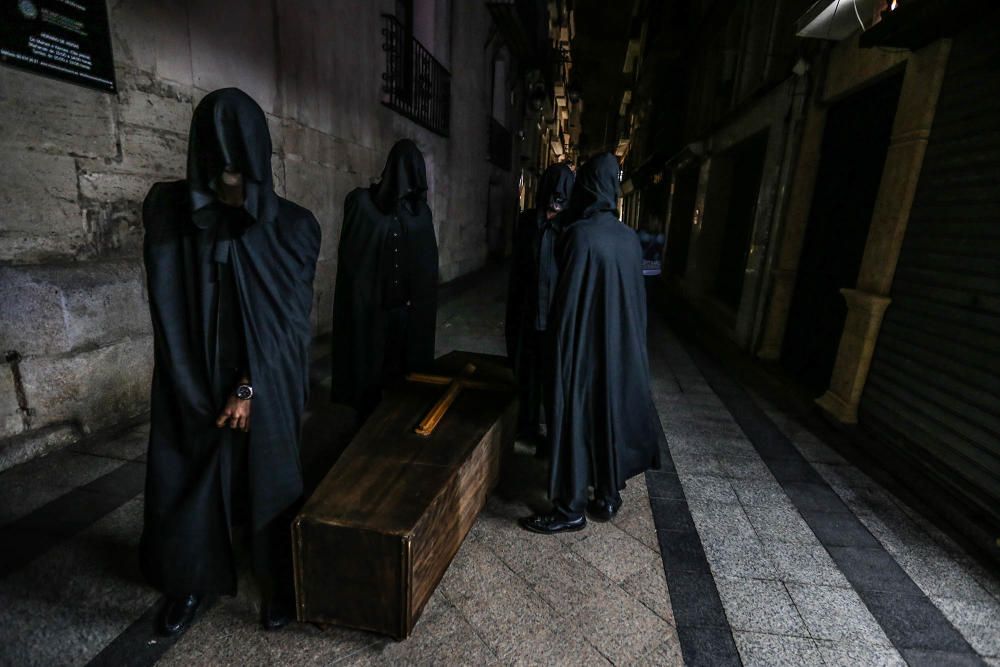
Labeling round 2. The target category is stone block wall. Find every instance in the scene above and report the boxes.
[0,0,519,469]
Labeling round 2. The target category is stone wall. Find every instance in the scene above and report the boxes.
[0,0,520,469]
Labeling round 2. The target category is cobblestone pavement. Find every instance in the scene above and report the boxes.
[1,270,997,666]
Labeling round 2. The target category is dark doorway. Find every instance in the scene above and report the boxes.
[782,70,904,396]
[666,167,699,277]
[713,130,769,310]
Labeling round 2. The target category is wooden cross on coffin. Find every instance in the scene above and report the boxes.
[405,362,509,436]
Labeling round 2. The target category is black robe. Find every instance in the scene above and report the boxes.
[330,139,438,418]
[140,88,321,595]
[547,153,662,512]
[505,164,574,437]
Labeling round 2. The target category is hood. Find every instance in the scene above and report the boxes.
[372,139,428,215]
[569,153,620,219]
[187,88,278,226]
[536,163,575,217]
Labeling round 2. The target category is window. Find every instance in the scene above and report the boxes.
[487,50,512,170]
[381,11,451,136]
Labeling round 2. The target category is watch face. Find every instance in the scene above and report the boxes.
[236,385,253,400]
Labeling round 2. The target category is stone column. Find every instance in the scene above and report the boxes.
[756,104,826,360]
[817,39,951,423]
[815,289,891,422]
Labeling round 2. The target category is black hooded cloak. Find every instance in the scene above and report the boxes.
[505,163,574,438]
[330,139,438,418]
[547,153,662,512]
[140,88,321,595]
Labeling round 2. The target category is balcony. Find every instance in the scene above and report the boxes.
[381,14,451,136]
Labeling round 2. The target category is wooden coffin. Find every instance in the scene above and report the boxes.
[292,351,517,639]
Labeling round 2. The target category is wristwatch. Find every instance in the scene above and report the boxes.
[235,383,254,401]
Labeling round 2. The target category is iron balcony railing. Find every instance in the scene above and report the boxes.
[487,116,513,170]
[381,14,451,136]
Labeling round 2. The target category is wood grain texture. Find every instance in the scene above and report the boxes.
[293,351,517,639]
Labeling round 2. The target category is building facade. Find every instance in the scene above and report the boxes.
[620,0,999,548]
[0,0,528,470]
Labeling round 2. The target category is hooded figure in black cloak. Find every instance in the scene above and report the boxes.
[140,88,320,633]
[505,163,574,445]
[520,153,663,534]
[330,139,438,421]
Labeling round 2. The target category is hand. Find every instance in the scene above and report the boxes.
[216,395,251,431]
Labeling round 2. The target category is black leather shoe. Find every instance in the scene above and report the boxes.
[158,594,201,636]
[261,598,293,631]
[587,496,623,522]
[519,512,586,534]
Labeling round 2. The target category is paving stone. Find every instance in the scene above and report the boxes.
[716,455,775,480]
[899,648,985,667]
[569,522,661,585]
[857,508,946,553]
[671,448,725,476]
[567,581,674,664]
[813,462,879,489]
[826,546,924,595]
[815,640,907,666]
[799,509,882,547]
[766,457,827,484]
[679,473,738,504]
[0,499,158,666]
[786,583,893,647]
[702,537,777,579]
[864,591,977,653]
[674,625,742,667]
[0,452,122,524]
[347,597,499,666]
[631,636,685,666]
[70,424,150,462]
[731,478,794,508]
[612,495,660,553]
[716,578,806,635]
[658,528,711,574]
[788,435,848,465]
[516,544,618,611]
[665,571,729,629]
[733,631,825,667]
[782,482,852,513]
[896,546,999,605]
[646,470,686,499]
[763,542,851,588]
[744,505,819,545]
[651,497,697,532]
[444,538,611,664]
[621,560,675,625]
[932,595,1000,657]
[687,499,757,542]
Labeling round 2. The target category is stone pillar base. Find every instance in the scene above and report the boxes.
[757,269,797,360]
[815,289,891,424]
[816,390,858,425]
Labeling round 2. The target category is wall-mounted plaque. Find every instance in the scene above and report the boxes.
[0,0,116,93]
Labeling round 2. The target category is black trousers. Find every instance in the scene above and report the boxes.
[225,431,296,604]
[356,305,410,423]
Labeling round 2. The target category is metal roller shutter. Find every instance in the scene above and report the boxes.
[859,20,1000,527]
